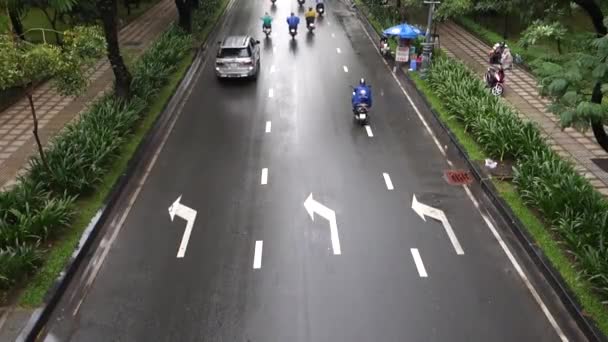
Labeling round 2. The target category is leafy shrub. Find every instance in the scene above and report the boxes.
[0,25,192,290]
[0,243,42,288]
[426,55,608,300]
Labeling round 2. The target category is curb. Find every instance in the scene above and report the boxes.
[404,72,606,342]
[351,3,606,342]
[16,3,234,341]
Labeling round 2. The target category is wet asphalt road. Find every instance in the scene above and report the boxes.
[40,0,587,341]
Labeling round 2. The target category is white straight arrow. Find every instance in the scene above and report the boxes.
[412,195,464,255]
[304,193,341,255]
[168,195,198,258]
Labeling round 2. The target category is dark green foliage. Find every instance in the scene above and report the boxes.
[427,55,608,300]
[0,26,192,289]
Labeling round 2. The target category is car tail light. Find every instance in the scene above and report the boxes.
[243,60,253,66]
[216,61,224,66]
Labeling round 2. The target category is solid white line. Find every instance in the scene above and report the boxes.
[356,20,567,340]
[270,65,276,73]
[268,88,274,98]
[343,65,348,73]
[461,185,567,340]
[329,214,341,255]
[253,240,263,269]
[177,216,195,258]
[261,168,268,185]
[382,172,394,190]
[265,121,271,133]
[365,125,373,137]
[273,47,276,53]
[440,213,464,255]
[336,47,341,54]
[411,249,428,277]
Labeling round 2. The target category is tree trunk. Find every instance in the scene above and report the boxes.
[26,87,48,170]
[573,0,608,152]
[556,39,561,54]
[590,82,608,152]
[8,8,25,40]
[175,0,192,32]
[502,13,508,39]
[573,0,607,36]
[98,0,132,100]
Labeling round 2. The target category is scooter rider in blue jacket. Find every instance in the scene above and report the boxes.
[352,78,372,111]
[287,13,300,32]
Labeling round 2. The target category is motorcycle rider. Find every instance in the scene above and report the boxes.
[352,78,372,112]
[304,7,316,29]
[489,42,505,65]
[380,34,389,55]
[261,12,273,31]
[287,12,300,33]
[316,0,325,14]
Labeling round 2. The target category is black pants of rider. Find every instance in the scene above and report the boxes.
[306,17,315,26]
[262,24,271,29]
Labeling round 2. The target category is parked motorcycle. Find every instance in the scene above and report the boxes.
[485,65,505,96]
[380,37,390,57]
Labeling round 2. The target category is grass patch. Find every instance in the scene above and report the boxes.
[411,72,608,335]
[494,181,608,333]
[409,72,485,161]
[19,50,195,307]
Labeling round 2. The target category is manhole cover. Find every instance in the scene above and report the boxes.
[444,170,473,185]
[592,159,608,173]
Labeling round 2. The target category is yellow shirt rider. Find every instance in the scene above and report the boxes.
[304,7,316,27]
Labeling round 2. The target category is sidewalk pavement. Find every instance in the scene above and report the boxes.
[0,0,177,190]
[436,21,608,196]
[0,1,176,340]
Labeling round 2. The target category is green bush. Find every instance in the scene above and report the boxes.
[426,55,608,301]
[0,25,192,290]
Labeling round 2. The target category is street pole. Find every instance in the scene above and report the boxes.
[420,0,440,79]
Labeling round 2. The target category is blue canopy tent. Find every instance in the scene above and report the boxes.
[382,23,424,39]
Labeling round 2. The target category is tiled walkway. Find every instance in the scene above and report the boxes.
[438,21,608,196]
[0,0,177,189]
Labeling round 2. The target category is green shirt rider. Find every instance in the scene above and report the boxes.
[261,12,273,29]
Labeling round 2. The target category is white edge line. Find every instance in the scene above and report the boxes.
[261,168,268,185]
[343,65,349,73]
[268,88,274,98]
[411,248,428,277]
[265,121,272,133]
[337,47,341,54]
[462,185,567,341]
[358,20,567,340]
[382,172,394,190]
[365,125,373,137]
[253,240,263,269]
[72,55,208,316]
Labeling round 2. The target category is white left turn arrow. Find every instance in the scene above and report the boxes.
[412,194,464,255]
[304,193,341,255]
[169,195,197,258]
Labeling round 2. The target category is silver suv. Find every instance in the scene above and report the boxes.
[215,35,261,80]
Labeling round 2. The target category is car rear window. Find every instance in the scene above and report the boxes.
[218,47,251,58]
